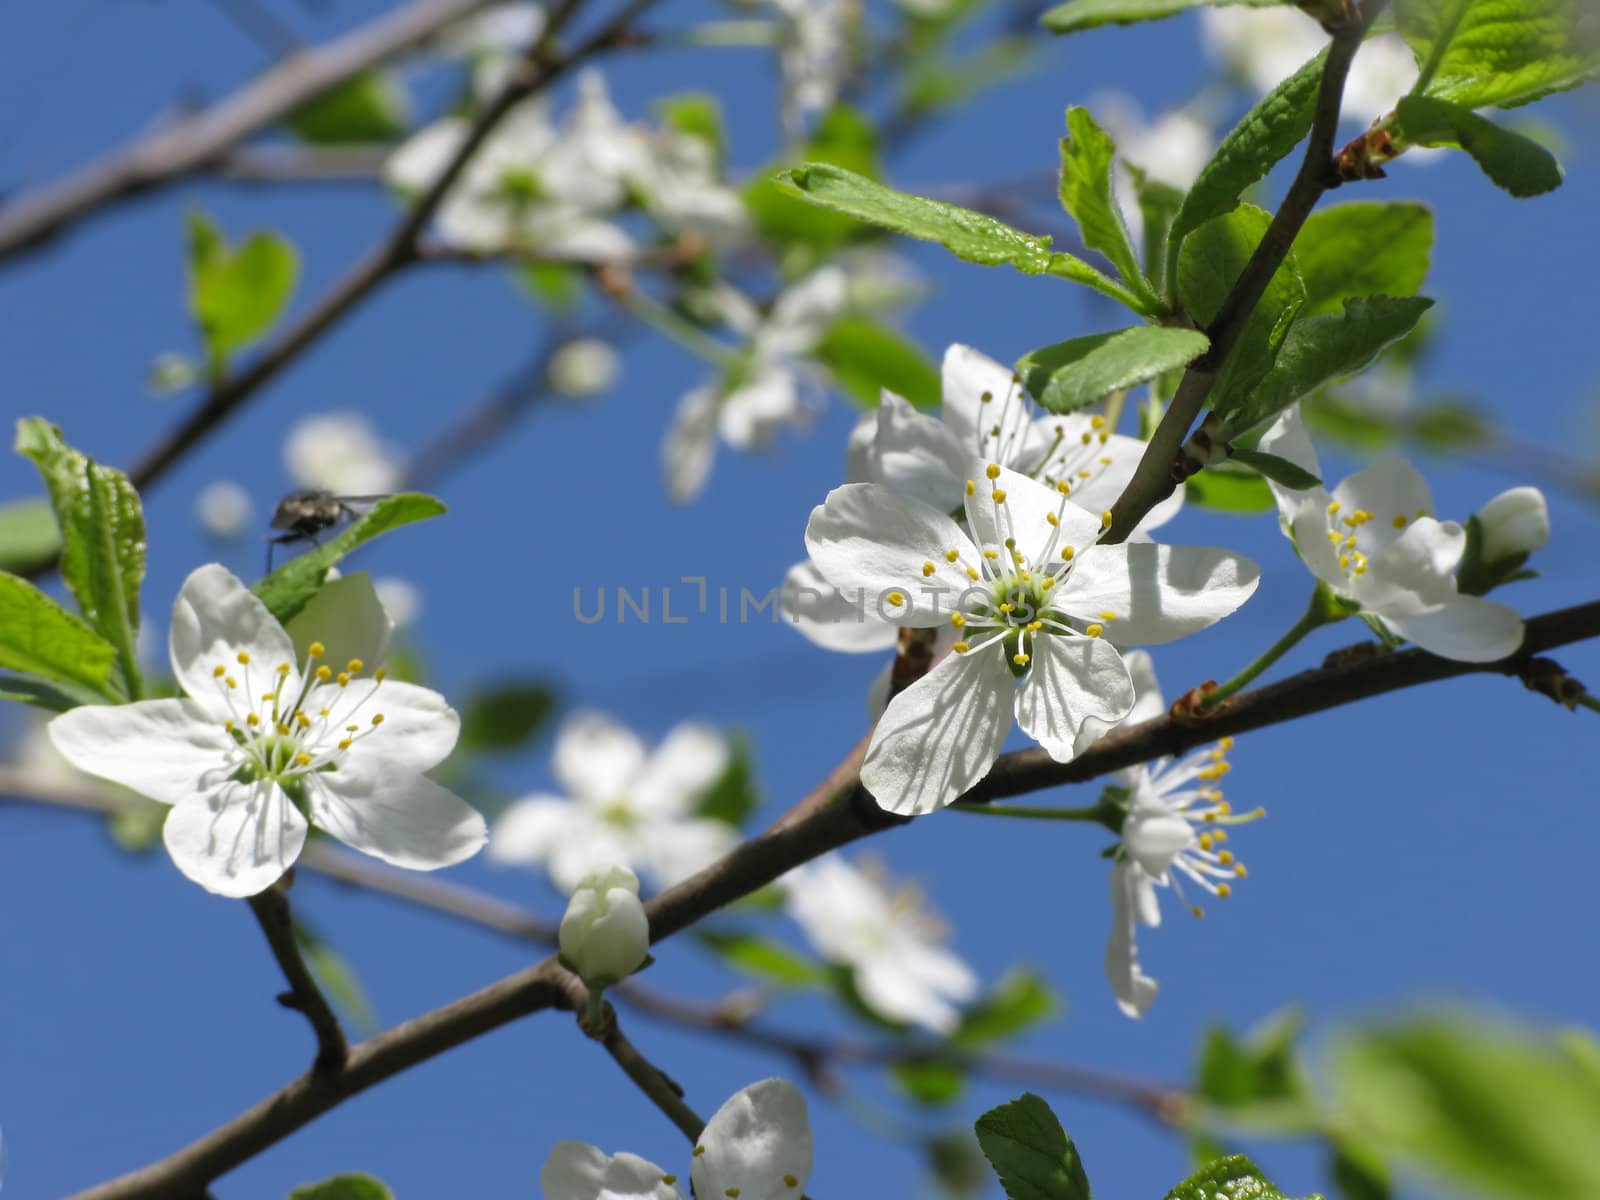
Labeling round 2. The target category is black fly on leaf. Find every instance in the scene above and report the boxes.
[265,490,387,571]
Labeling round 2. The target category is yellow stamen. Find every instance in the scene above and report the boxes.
[1085,623,1104,638]
[307,642,325,659]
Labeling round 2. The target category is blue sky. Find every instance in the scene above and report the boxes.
[1,1,1597,1197]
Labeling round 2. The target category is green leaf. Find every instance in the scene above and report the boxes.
[697,930,828,987]
[1177,206,1307,415]
[1229,447,1321,489]
[746,104,882,256]
[696,732,761,827]
[1397,0,1600,109]
[1410,400,1491,450]
[294,918,378,1034]
[1334,1015,1600,1200]
[0,497,63,575]
[187,210,301,367]
[895,1059,969,1105]
[458,680,557,753]
[1186,463,1276,513]
[1166,50,1324,289]
[15,418,146,693]
[974,1092,1093,1200]
[1164,1155,1319,1200]
[1019,327,1210,414]
[1042,0,1280,34]
[953,969,1060,1049]
[288,1174,395,1200]
[0,572,121,701]
[656,92,726,165]
[1329,1140,1392,1200]
[1294,202,1434,315]
[1125,166,1185,295]
[515,262,585,313]
[1393,95,1563,196]
[773,163,1152,313]
[0,674,92,710]
[252,494,447,626]
[815,315,942,409]
[1227,296,1434,434]
[288,70,410,143]
[1059,107,1158,308]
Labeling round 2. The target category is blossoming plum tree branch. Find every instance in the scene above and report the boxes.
[1103,0,1382,544]
[246,877,350,1072]
[53,596,1600,1200]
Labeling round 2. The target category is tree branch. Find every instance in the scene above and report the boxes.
[246,878,350,1072]
[1102,3,1380,544]
[0,0,497,262]
[601,1019,707,1143]
[45,597,1600,1198]
[124,0,655,496]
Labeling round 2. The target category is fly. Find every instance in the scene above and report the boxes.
[265,490,386,572]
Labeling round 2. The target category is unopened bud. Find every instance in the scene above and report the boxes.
[1475,486,1549,563]
[559,865,650,988]
[548,338,620,400]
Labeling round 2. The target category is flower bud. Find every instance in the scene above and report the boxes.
[547,337,620,400]
[1476,486,1549,563]
[559,865,650,987]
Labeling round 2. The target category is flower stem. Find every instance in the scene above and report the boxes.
[1575,693,1600,716]
[583,986,608,1032]
[1204,584,1345,707]
[951,801,1107,822]
[612,285,740,372]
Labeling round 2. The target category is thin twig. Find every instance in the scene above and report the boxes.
[44,596,1600,1199]
[1102,3,1381,544]
[123,0,655,496]
[0,0,497,261]
[602,1021,707,1142]
[246,879,350,1072]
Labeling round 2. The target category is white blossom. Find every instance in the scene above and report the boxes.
[489,711,738,891]
[663,268,848,503]
[542,1079,812,1200]
[436,2,546,60]
[785,853,978,1032]
[806,463,1258,814]
[785,344,1186,651]
[1259,407,1524,661]
[1101,653,1260,1018]
[559,864,651,987]
[768,0,852,140]
[283,411,404,496]
[195,481,253,539]
[48,566,485,898]
[373,577,423,629]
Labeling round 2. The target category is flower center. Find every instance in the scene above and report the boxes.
[1125,737,1263,918]
[940,463,1117,675]
[1322,499,1431,585]
[206,640,388,798]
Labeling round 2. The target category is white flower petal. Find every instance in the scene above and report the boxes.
[964,465,1103,562]
[540,1141,681,1200]
[384,118,469,194]
[1057,544,1260,646]
[805,483,973,627]
[781,559,900,653]
[847,391,969,509]
[554,712,649,804]
[1257,407,1329,533]
[1105,861,1159,1018]
[663,385,720,504]
[1383,596,1525,662]
[487,795,578,866]
[632,723,729,817]
[941,344,1028,458]
[1476,486,1549,561]
[1333,458,1435,537]
[860,647,1015,815]
[163,779,308,898]
[1016,634,1135,761]
[718,368,803,450]
[642,818,739,888]
[340,679,460,774]
[856,953,961,1033]
[306,762,485,871]
[285,572,394,689]
[48,698,234,808]
[761,266,848,356]
[692,1079,813,1200]
[170,564,298,719]
[1073,646,1163,756]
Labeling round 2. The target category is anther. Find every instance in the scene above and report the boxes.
[945,548,960,562]
[346,658,363,673]
[966,480,976,496]
[236,652,251,665]
[1100,611,1117,621]
[337,672,350,687]
[315,665,332,681]
[951,613,966,628]
[953,641,971,654]
[986,463,1001,480]
[1060,546,1075,561]
[371,714,385,727]
[1101,510,1113,529]
[213,665,226,678]
[1392,514,1407,529]
[992,488,1007,503]
[1013,653,1029,665]
[886,592,905,607]
[922,561,936,577]
[1085,623,1104,637]
[307,642,325,659]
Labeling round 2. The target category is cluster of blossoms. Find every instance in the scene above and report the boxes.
[387,68,744,260]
